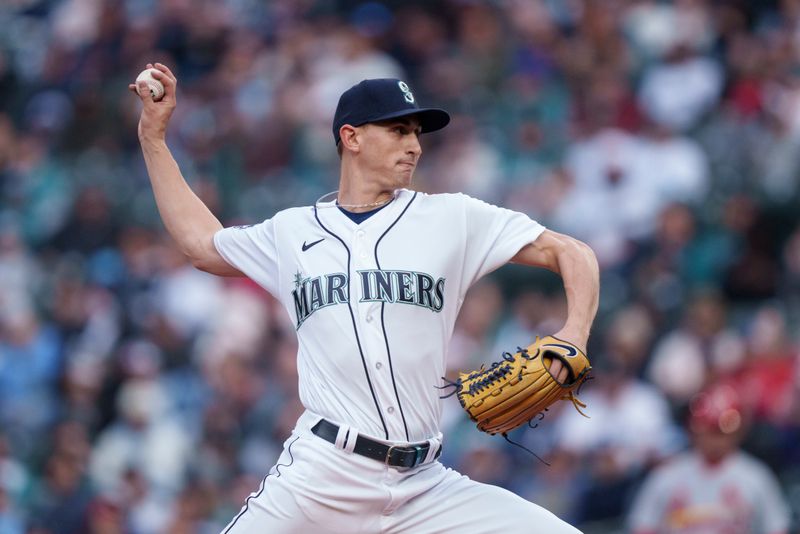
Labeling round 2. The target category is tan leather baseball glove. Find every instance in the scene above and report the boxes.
[443,336,591,436]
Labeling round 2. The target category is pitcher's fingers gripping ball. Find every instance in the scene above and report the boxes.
[135,68,165,101]
[443,336,592,437]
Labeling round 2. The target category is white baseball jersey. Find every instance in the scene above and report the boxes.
[628,450,790,534]
[213,189,545,443]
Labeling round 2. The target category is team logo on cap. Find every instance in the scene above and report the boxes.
[398,81,415,103]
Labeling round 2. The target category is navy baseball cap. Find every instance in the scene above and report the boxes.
[332,78,450,145]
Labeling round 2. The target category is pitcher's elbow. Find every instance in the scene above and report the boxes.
[190,255,210,272]
[569,237,597,266]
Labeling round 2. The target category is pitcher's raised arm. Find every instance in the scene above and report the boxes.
[129,63,241,277]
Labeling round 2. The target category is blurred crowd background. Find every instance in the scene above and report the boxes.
[1,0,800,532]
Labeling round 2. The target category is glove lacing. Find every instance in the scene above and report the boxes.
[436,347,533,399]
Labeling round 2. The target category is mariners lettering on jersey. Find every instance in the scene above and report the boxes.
[292,270,348,328]
[292,269,445,329]
[358,270,444,311]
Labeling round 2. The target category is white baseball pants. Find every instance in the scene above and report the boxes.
[222,411,581,534]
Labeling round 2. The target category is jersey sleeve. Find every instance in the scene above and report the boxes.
[213,219,280,295]
[460,194,545,287]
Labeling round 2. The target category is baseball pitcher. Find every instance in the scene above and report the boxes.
[130,63,600,534]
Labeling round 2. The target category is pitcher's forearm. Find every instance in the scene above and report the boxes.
[140,137,223,261]
[511,230,599,351]
[558,240,600,346]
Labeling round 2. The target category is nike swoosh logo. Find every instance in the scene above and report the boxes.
[302,238,325,252]
[544,343,578,357]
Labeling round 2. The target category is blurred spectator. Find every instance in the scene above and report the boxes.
[623,0,715,63]
[0,309,62,455]
[631,203,698,310]
[733,304,799,426]
[637,42,724,132]
[4,134,72,245]
[49,185,119,255]
[27,451,93,534]
[554,127,659,267]
[722,198,788,302]
[88,378,192,494]
[154,244,226,340]
[423,116,504,202]
[120,466,173,534]
[48,266,121,368]
[640,121,709,205]
[647,291,745,405]
[628,385,790,534]
[726,304,800,475]
[752,72,800,203]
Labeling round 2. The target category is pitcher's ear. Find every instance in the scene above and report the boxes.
[339,125,361,154]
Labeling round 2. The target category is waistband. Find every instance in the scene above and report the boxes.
[310,418,442,468]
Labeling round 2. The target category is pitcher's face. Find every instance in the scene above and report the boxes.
[357,117,423,189]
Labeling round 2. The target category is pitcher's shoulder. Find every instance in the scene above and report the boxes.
[409,190,470,208]
[273,205,317,223]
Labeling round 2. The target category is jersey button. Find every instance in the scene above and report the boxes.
[387,407,395,414]
[356,230,365,238]
[375,362,382,370]
[366,315,373,323]
[359,250,368,259]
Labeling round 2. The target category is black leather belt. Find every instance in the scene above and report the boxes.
[311,419,441,469]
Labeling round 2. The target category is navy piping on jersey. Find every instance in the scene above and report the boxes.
[222,436,300,533]
[313,207,390,440]
[374,192,418,442]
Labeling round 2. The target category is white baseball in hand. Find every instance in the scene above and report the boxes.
[135,68,165,101]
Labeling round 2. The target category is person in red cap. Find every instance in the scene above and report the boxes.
[627,385,790,534]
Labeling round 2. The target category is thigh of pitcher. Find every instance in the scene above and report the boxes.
[221,435,315,534]
[222,433,387,534]
[384,464,583,534]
